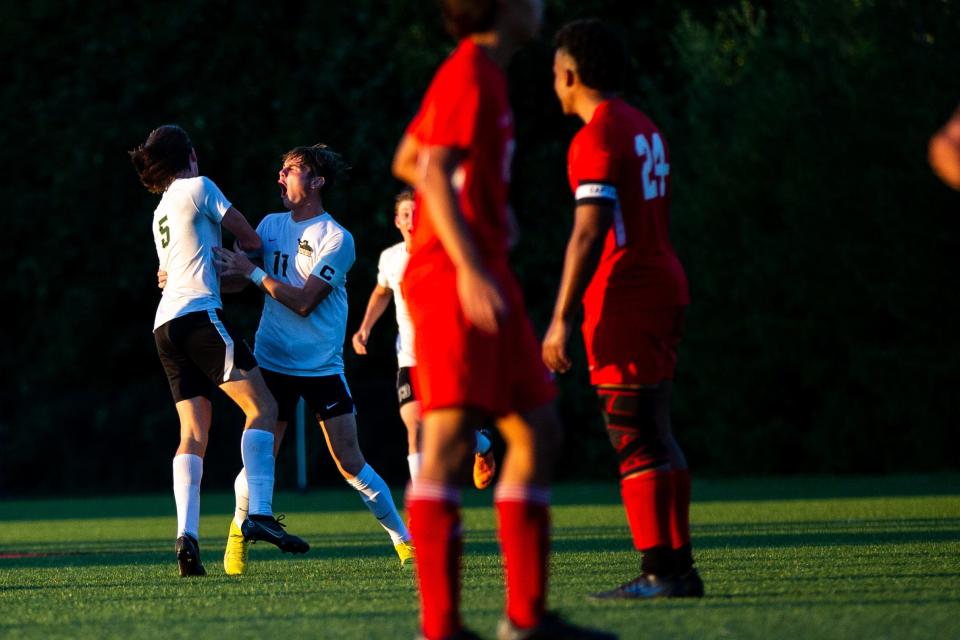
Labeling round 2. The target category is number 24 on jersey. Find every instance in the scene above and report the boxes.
[635,133,669,200]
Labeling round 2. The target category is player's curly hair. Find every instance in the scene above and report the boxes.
[440,0,497,39]
[282,144,351,191]
[554,18,626,93]
[129,124,193,194]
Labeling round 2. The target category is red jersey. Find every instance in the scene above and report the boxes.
[567,98,689,315]
[405,38,514,277]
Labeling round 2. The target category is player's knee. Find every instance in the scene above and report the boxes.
[598,388,669,477]
[244,392,278,428]
[337,451,366,478]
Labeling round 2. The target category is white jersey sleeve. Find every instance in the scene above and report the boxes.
[376,250,391,289]
[195,176,232,223]
[310,229,355,288]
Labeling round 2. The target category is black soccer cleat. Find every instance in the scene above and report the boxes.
[175,534,206,577]
[588,573,683,600]
[678,567,705,597]
[497,612,618,640]
[241,514,310,554]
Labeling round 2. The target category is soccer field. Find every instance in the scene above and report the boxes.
[1,475,957,640]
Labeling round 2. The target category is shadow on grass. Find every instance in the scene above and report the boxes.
[547,517,960,554]
[1,475,957,524]
[3,508,958,572]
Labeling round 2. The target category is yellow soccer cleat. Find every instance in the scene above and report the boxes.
[223,519,249,576]
[395,541,416,569]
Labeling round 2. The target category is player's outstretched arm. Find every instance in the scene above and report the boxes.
[214,247,333,317]
[221,207,263,252]
[352,285,392,355]
[542,202,612,373]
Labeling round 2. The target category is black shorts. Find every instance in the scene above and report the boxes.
[154,309,257,403]
[261,369,356,423]
[397,366,417,407]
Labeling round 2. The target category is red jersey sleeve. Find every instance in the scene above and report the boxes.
[568,126,619,206]
[407,57,481,151]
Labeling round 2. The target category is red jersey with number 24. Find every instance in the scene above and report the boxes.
[567,98,689,316]
[404,38,514,278]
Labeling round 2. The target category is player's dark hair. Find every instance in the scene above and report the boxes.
[129,124,193,194]
[282,144,350,190]
[440,0,497,39]
[395,189,415,210]
[554,18,626,93]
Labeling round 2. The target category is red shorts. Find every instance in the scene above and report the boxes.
[405,262,557,416]
[582,306,686,386]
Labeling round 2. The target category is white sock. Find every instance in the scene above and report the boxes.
[241,429,275,517]
[347,464,410,545]
[474,430,491,455]
[233,469,249,527]
[172,454,203,540]
[407,453,421,480]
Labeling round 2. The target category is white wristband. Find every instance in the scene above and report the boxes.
[249,267,267,287]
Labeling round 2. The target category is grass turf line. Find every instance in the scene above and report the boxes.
[0,475,957,640]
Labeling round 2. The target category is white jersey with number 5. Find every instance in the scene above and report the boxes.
[376,242,416,368]
[152,176,232,330]
[254,211,355,376]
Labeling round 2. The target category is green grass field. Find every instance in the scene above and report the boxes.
[1,475,958,640]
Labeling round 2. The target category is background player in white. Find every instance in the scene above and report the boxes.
[215,144,414,573]
[351,190,496,488]
[130,124,309,577]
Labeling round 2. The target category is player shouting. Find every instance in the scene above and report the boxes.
[542,19,703,599]
[215,144,413,573]
[130,124,309,577]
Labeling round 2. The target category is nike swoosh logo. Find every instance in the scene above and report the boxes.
[259,526,283,539]
[325,402,338,410]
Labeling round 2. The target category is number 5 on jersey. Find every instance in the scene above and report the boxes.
[158,215,170,248]
[635,133,669,200]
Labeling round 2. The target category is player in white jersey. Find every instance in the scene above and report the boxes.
[215,144,414,573]
[351,190,496,488]
[130,124,309,577]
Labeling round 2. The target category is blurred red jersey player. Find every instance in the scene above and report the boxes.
[542,19,703,600]
[392,2,615,640]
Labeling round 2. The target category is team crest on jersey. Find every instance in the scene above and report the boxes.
[298,239,313,257]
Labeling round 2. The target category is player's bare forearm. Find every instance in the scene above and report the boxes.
[352,286,392,354]
[360,286,392,334]
[419,147,485,273]
[221,208,262,251]
[261,277,331,318]
[392,134,421,187]
[551,203,611,322]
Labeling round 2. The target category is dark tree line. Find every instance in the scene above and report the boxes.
[2,0,958,493]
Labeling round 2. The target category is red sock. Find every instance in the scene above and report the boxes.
[670,468,692,549]
[620,470,673,551]
[495,484,551,630]
[407,482,462,640]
